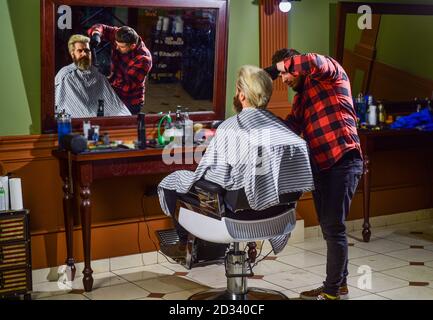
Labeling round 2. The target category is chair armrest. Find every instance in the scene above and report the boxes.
[194,179,225,195]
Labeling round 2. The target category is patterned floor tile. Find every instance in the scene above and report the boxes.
[378,286,433,300]
[277,252,327,268]
[382,265,433,282]
[264,269,324,290]
[134,275,202,294]
[83,283,149,300]
[350,254,409,272]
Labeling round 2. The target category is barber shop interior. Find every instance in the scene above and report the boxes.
[1,0,433,304]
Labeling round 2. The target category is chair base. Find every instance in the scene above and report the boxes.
[188,287,289,300]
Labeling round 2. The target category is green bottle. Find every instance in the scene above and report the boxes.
[0,186,6,211]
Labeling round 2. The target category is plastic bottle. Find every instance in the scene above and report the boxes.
[91,125,100,142]
[97,100,104,117]
[162,17,170,33]
[0,185,6,211]
[137,112,146,149]
[378,102,386,126]
[368,103,377,126]
[175,16,184,35]
[413,97,422,113]
[56,109,72,150]
[83,121,91,139]
[156,16,163,32]
[426,98,432,112]
[174,106,184,146]
[355,93,367,125]
[183,108,193,146]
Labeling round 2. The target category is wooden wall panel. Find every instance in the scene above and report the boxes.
[369,61,433,102]
[259,0,291,117]
[343,48,433,102]
[342,49,372,94]
[1,133,432,268]
[30,218,172,269]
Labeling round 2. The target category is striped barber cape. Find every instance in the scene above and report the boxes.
[158,108,314,253]
[55,63,132,118]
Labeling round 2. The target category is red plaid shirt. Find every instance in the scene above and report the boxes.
[283,53,362,171]
[88,24,153,110]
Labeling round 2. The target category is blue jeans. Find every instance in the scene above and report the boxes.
[312,149,363,296]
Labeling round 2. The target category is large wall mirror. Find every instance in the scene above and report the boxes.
[336,2,433,104]
[41,0,228,133]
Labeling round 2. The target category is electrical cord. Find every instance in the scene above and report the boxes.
[251,248,273,269]
[140,191,180,265]
[246,240,274,271]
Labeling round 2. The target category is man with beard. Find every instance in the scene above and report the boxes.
[55,35,131,118]
[265,49,363,300]
[88,25,152,115]
[157,65,314,259]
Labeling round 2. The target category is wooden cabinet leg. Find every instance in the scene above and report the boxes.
[62,175,76,281]
[362,155,371,242]
[80,185,93,292]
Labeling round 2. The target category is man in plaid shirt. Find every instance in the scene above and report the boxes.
[266,49,363,300]
[88,24,152,114]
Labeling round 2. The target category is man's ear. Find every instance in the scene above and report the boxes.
[238,91,246,103]
[130,43,137,50]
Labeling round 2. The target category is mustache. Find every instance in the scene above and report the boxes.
[77,56,91,63]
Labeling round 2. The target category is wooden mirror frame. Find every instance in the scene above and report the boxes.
[335,1,433,63]
[41,0,228,133]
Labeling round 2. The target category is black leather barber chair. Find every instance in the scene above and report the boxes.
[158,179,302,300]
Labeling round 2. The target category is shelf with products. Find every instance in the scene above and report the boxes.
[150,31,184,84]
[181,20,215,100]
[148,11,216,97]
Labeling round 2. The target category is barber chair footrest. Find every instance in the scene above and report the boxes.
[157,229,180,246]
[157,229,228,269]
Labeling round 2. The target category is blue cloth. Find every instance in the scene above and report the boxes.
[390,107,433,131]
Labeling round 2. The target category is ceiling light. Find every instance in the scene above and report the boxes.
[279,0,292,13]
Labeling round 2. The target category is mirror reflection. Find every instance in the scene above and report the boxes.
[55,5,216,118]
[342,13,433,102]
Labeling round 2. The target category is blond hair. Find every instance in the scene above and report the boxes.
[236,65,273,109]
[68,34,90,54]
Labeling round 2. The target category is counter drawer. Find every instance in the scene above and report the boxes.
[0,242,29,270]
[0,267,31,297]
[0,215,27,244]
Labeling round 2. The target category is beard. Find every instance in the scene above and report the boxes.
[73,56,91,71]
[233,94,243,114]
[291,75,305,93]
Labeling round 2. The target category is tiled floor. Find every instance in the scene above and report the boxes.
[32,218,433,300]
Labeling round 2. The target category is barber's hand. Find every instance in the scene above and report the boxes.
[276,61,286,73]
[90,33,101,47]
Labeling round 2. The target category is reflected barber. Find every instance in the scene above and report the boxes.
[88,24,153,115]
